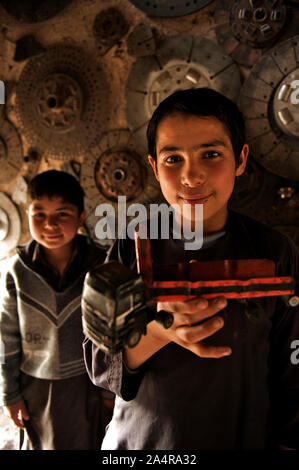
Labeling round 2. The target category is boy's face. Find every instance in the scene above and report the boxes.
[148,113,248,233]
[28,195,85,253]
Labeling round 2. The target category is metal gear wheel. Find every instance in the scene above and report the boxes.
[93,8,129,55]
[214,0,294,67]
[128,0,213,17]
[0,192,21,259]
[238,35,299,181]
[15,45,110,160]
[126,34,241,152]
[81,129,161,246]
[0,117,23,183]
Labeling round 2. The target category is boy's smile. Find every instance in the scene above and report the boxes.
[28,196,85,255]
[148,113,248,234]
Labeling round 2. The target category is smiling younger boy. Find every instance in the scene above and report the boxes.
[0,170,111,450]
[84,88,299,450]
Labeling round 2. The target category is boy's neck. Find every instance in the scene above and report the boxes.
[40,242,75,276]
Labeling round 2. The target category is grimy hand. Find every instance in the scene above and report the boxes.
[153,296,231,359]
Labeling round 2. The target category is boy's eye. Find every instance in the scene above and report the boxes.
[204,151,221,159]
[165,155,182,164]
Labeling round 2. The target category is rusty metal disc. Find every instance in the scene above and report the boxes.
[93,8,129,55]
[0,0,73,23]
[81,129,161,246]
[0,118,23,183]
[0,192,21,259]
[15,45,110,160]
[126,34,241,152]
[238,35,299,181]
[128,0,213,17]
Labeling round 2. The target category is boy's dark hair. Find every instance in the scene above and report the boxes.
[146,87,246,166]
[28,170,85,214]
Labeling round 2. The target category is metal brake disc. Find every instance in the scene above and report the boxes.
[128,0,213,17]
[0,118,23,183]
[81,129,161,247]
[238,35,299,181]
[125,34,241,152]
[214,0,291,67]
[15,45,110,160]
[0,192,21,259]
[0,0,73,23]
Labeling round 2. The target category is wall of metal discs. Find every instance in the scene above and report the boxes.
[0,0,298,258]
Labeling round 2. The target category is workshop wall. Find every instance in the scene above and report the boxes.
[0,0,298,258]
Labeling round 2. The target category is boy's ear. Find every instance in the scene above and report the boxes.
[78,210,86,226]
[148,155,159,182]
[235,144,249,177]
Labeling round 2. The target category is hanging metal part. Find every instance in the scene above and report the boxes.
[238,36,299,181]
[126,34,241,152]
[0,118,23,183]
[95,149,144,201]
[0,192,21,259]
[272,69,299,139]
[81,129,161,246]
[93,8,129,55]
[214,0,292,67]
[15,45,109,160]
[0,0,73,23]
[128,0,213,18]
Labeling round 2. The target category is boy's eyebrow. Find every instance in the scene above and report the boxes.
[158,140,229,155]
[30,204,75,211]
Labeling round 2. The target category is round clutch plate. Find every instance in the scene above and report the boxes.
[81,129,161,247]
[128,0,213,17]
[126,34,241,152]
[0,0,73,23]
[15,45,110,160]
[214,0,295,67]
[0,192,21,259]
[0,118,23,183]
[238,35,299,181]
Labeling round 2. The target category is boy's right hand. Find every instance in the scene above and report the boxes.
[4,399,29,428]
[124,296,231,369]
[154,296,231,358]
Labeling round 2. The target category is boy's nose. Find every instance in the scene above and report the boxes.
[44,215,59,228]
[181,163,206,187]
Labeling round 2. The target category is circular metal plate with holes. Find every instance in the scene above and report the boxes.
[125,34,241,152]
[15,45,109,160]
[238,36,299,181]
[0,192,21,258]
[128,0,213,17]
[0,118,23,183]
[81,129,161,246]
[93,8,129,55]
[0,0,73,23]
[127,22,156,57]
[214,0,294,67]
